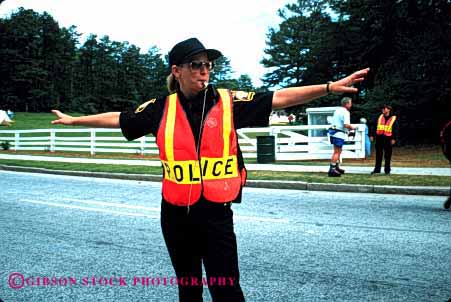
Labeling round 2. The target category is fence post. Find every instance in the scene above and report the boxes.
[50,129,55,152]
[270,126,280,160]
[14,132,20,151]
[358,125,365,158]
[140,136,145,156]
[90,129,96,155]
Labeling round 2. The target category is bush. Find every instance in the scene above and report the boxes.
[1,141,10,151]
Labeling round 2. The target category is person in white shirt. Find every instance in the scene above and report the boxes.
[327,97,357,177]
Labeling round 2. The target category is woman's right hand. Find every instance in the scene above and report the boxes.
[51,110,75,125]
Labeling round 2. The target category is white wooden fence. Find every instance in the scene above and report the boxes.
[0,125,366,160]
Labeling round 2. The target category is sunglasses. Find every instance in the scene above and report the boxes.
[181,61,214,71]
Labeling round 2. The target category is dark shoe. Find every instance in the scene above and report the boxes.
[384,172,391,175]
[370,171,380,175]
[444,197,451,210]
[328,169,341,177]
[336,167,345,174]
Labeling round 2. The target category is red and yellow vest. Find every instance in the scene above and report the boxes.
[156,89,245,206]
[376,114,397,137]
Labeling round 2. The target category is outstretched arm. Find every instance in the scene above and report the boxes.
[271,68,370,110]
[51,110,120,128]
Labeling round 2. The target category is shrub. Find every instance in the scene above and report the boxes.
[1,141,10,151]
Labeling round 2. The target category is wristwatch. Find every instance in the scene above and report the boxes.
[326,81,333,94]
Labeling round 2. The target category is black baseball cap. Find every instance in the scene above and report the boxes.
[168,38,222,66]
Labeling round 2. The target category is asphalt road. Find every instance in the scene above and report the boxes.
[0,171,450,302]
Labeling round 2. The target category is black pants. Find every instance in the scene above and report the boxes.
[161,198,245,302]
[374,136,393,173]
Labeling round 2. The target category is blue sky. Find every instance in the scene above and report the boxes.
[0,0,293,87]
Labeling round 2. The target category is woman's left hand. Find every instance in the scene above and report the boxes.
[329,68,370,95]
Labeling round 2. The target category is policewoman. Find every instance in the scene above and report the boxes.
[51,37,369,302]
[370,104,398,175]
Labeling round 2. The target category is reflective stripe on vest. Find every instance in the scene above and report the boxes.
[156,89,242,206]
[376,114,397,137]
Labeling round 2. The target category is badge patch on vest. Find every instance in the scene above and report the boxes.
[231,91,255,102]
[205,117,218,128]
[135,98,156,113]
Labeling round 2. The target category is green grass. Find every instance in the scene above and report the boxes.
[0,159,162,174]
[0,150,159,160]
[1,112,127,141]
[248,170,450,186]
[4,112,85,130]
[0,159,449,187]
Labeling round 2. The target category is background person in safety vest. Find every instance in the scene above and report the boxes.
[370,104,398,175]
[440,120,451,209]
[50,37,369,302]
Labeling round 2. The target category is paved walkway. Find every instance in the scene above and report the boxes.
[0,154,450,176]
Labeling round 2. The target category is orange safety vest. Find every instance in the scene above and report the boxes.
[156,89,245,206]
[376,114,397,137]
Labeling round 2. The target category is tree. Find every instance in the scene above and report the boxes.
[54,25,80,111]
[331,0,451,143]
[73,34,99,113]
[261,0,339,119]
[1,8,264,116]
[261,0,335,88]
[236,74,255,91]
[209,56,234,86]
[262,0,451,144]
[140,46,168,99]
[0,8,76,112]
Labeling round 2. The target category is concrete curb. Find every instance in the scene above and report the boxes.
[307,182,375,194]
[245,179,449,196]
[2,164,449,196]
